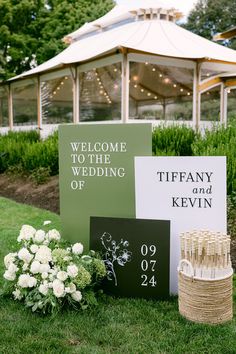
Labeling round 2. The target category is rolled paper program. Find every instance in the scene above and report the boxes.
[180,230,232,279]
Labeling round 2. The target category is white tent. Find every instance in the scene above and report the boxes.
[12,3,236,79]
[2,1,236,133]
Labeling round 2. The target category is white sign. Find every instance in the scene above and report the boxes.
[135,156,227,294]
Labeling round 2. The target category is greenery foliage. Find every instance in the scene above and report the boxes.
[0,0,115,81]
[0,130,58,178]
[0,198,235,353]
[1,123,236,194]
[152,123,236,196]
[152,125,198,156]
[192,123,236,195]
[184,0,236,50]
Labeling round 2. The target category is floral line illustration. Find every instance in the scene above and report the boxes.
[100,232,132,286]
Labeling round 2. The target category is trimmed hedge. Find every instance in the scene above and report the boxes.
[1,124,236,195]
[0,130,58,177]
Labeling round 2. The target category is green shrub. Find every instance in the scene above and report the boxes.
[30,166,51,184]
[152,125,198,156]
[0,131,40,173]
[192,123,236,195]
[22,132,58,175]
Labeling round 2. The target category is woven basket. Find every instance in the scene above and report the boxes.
[178,260,233,324]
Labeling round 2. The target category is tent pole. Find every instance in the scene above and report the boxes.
[70,66,79,124]
[223,86,228,126]
[37,76,42,130]
[220,83,225,125]
[122,49,129,123]
[8,84,13,130]
[195,62,201,131]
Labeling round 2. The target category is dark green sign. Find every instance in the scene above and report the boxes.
[90,217,170,299]
[59,124,152,250]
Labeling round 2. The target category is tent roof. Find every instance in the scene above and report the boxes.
[63,1,183,44]
[10,3,236,82]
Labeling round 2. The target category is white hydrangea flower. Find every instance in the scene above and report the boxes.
[17,225,36,242]
[30,261,41,274]
[41,272,48,279]
[18,248,33,264]
[12,288,23,300]
[49,274,55,281]
[72,243,83,255]
[65,283,76,294]
[43,220,51,226]
[57,271,68,282]
[71,290,82,302]
[35,246,52,264]
[30,244,39,254]
[52,279,65,298]
[67,264,78,278]
[47,229,61,241]
[4,253,17,268]
[28,276,37,288]
[18,274,31,288]
[48,282,53,288]
[4,270,16,281]
[39,283,49,296]
[43,240,49,246]
[39,263,50,274]
[8,263,19,274]
[34,230,46,243]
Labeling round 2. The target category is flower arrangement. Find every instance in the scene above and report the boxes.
[2,221,106,314]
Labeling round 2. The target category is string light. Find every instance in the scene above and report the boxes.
[93,69,112,104]
[152,67,156,72]
[159,74,163,78]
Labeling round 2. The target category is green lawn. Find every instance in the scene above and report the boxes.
[0,197,235,354]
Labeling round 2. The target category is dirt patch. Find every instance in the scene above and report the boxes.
[0,173,59,214]
[0,173,235,270]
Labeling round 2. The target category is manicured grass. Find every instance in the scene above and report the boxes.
[0,197,235,354]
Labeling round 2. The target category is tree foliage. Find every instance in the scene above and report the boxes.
[0,0,114,81]
[184,0,236,49]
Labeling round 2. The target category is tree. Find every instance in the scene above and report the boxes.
[0,0,47,81]
[183,0,236,49]
[0,0,114,81]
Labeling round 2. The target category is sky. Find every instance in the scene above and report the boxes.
[115,0,197,17]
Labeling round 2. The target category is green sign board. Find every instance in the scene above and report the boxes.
[59,124,152,250]
[90,217,170,299]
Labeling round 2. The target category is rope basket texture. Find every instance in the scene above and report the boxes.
[178,260,233,324]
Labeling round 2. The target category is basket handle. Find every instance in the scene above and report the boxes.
[178,259,194,277]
